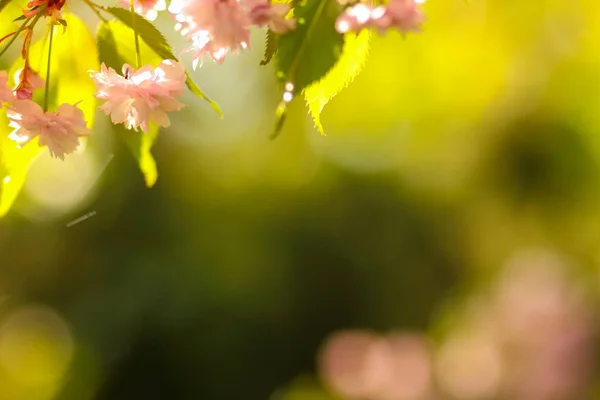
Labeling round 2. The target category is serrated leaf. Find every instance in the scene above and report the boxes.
[104,6,221,116]
[276,0,343,94]
[260,29,277,66]
[304,30,371,135]
[97,20,162,68]
[185,76,222,117]
[0,13,97,216]
[96,20,161,187]
[105,7,172,60]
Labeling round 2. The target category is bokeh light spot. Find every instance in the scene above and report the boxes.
[0,304,74,387]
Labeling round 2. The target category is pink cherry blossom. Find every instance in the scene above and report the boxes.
[373,0,425,35]
[14,66,45,100]
[7,100,92,160]
[246,0,295,34]
[335,3,374,34]
[90,60,186,133]
[118,0,166,21]
[171,0,251,65]
[0,71,13,106]
[335,0,424,35]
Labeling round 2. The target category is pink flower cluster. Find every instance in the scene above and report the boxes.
[336,0,425,35]
[8,100,92,160]
[1,68,91,160]
[168,0,296,66]
[318,251,596,400]
[90,59,187,133]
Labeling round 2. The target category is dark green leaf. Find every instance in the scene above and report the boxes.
[104,6,221,116]
[260,29,277,66]
[275,0,343,94]
[96,21,123,71]
[58,18,67,26]
[13,14,26,22]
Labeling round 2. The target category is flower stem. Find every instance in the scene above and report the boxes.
[0,16,33,58]
[130,0,142,68]
[43,23,54,112]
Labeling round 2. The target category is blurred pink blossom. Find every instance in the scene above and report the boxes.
[170,0,295,65]
[7,100,91,160]
[170,0,250,65]
[336,0,424,35]
[319,330,433,400]
[0,71,13,106]
[336,3,374,34]
[435,250,596,400]
[90,60,186,133]
[373,0,424,35]
[246,0,295,34]
[118,0,166,21]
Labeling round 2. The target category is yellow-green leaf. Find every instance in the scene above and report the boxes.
[119,124,159,187]
[304,30,371,135]
[0,13,97,217]
[0,113,43,216]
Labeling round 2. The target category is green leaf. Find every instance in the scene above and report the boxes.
[275,0,343,95]
[104,6,221,116]
[260,29,278,66]
[97,20,162,68]
[105,7,173,60]
[0,13,97,216]
[119,123,160,187]
[96,21,124,71]
[304,30,371,135]
[96,20,161,187]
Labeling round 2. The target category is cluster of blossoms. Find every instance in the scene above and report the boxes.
[0,0,425,163]
[0,0,192,160]
[336,0,425,35]
[318,250,596,400]
[0,68,92,160]
[167,0,296,66]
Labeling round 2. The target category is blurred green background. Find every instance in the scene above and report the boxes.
[2,0,600,399]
